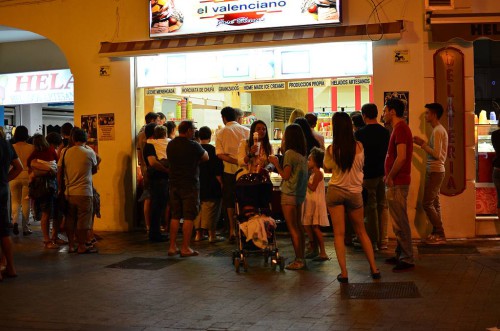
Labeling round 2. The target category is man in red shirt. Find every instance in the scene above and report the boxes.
[383,98,415,272]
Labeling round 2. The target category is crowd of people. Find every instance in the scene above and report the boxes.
[0,122,101,281]
[0,99,450,282]
[135,99,450,280]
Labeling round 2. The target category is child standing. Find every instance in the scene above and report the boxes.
[147,125,169,168]
[269,124,308,270]
[303,147,330,261]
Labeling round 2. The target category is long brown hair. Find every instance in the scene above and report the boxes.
[247,120,271,156]
[32,134,50,152]
[331,112,356,172]
[283,124,306,156]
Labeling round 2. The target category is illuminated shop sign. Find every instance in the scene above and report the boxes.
[150,0,342,38]
[146,87,177,95]
[181,85,216,93]
[0,69,73,106]
[434,47,465,196]
[287,79,327,89]
[331,77,371,86]
[243,82,285,91]
[145,76,370,96]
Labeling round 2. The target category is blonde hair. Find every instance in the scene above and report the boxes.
[288,109,305,125]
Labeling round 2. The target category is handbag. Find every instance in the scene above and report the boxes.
[29,176,56,199]
[57,148,69,213]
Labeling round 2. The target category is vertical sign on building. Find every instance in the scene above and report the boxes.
[434,47,466,196]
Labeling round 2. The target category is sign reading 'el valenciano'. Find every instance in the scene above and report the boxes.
[150,0,341,38]
[434,47,466,196]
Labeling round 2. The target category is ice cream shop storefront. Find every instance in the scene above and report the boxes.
[430,12,500,235]
[98,0,405,228]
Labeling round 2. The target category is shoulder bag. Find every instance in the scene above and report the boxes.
[57,148,69,213]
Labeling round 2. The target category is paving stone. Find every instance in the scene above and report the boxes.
[2,230,500,330]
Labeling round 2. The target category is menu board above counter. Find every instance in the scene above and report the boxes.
[145,76,372,96]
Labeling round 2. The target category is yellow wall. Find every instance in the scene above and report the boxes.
[0,0,478,237]
[250,89,308,112]
[0,2,143,231]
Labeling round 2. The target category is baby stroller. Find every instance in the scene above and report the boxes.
[231,171,285,272]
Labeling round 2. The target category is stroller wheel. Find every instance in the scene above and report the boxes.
[271,258,277,271]
[232,251,239,265]
[264,251,270,266]
[279,257,286,271]
[234,257,241,273]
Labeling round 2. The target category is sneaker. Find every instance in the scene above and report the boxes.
[392,261,415,273]
[352,236,361,248]
[378,242,389,250]
[285,259,306,270]
[208,236,225,243]
[425,234,446,245]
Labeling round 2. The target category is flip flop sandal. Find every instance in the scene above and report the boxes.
[167,249,180,256]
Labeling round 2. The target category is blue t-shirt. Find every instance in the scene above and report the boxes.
[280,149,308,201]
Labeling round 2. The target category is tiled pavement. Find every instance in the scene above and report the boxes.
[1,223,500,331]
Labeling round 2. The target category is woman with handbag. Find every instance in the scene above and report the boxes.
[46,132,67,245]
[27,134,59,249]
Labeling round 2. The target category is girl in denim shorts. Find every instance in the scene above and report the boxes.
[269,124,308,270]
[324,112,380,283]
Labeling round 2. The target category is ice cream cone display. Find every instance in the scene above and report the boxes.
[175,101,182,119]
[301,0,338,22]
[150,0,183,34]
[149,0,341,37]
[180,98,187,119]
[187,100,193,119]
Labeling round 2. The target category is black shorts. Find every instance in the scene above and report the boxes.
[169,185,199,221]
[36,195,54,214]
[222,172,236,207]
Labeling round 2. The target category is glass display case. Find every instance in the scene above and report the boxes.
[475,123,497,215]
[476,124,496,182]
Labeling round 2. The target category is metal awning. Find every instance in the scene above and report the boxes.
[430,13,500,42]
[99,21,404,58]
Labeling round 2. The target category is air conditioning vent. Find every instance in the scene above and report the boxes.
[426,0,454,9]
